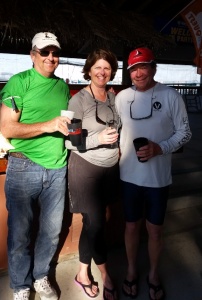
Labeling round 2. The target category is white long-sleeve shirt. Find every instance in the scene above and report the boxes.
[115,82,192,187]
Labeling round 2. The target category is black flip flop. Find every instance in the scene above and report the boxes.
[147,276,165,300]
[122,278,138,299]
[103,285,118,300]
[74,275,99,298]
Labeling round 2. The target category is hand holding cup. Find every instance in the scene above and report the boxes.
[133,137,148,162]
[106,112,120,148]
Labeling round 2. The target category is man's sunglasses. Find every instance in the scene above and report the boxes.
[130,87,155,120]
[95,101,114,125]
[33,50,60,57]
[130,100,153,120]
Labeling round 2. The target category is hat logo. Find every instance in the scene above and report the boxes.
[134,50,142,58]
[45,32,52,38]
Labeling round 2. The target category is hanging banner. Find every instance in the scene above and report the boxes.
[180,0,202,74]
[157,17,193,45]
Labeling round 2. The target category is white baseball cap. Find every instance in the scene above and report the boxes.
[32,32,61,50]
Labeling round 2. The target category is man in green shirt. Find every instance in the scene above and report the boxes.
[0,32,71,300]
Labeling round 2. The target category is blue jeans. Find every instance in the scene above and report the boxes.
[5,156,67,291]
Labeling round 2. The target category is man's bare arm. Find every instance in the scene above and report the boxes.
[0,104,70,138]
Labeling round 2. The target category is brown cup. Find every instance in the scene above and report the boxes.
[133,137,148,162]
[68,118,82,146]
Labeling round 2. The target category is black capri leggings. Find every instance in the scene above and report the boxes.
[79,210,107,265]
[68,152,120,265]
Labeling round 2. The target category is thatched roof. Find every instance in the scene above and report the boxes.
[0,0,191,59]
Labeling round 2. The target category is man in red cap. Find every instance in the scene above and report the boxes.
[115,47,192,300]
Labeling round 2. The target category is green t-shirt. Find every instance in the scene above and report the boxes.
[0,68,70,169]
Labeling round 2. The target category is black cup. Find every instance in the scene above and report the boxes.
[133,137,148,162]
[68,118,82,146]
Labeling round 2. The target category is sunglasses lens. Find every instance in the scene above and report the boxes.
[40,51,49,57]
[52,51,60,57]
[38,51,60,57]
[96,115,106,125]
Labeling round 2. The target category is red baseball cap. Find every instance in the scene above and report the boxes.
[127,47,155,69]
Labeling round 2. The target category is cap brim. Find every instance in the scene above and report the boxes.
[127,61,153,70]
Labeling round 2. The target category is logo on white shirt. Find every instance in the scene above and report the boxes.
[153,101,162,111]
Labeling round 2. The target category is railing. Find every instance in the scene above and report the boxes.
[1,82,201,95]
[166,85,202,112]
[68,84,202,112]
[68,84,202,96]
[167,85,201,95]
